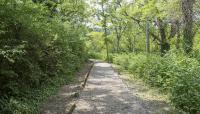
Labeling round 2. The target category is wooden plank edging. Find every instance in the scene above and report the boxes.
[66,61,95,114]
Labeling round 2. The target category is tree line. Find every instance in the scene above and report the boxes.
[87,0,199,58]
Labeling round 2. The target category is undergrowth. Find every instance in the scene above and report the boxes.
[113,51,200,114]
[0,67,82,114]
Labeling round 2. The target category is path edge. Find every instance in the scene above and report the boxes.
[66,60,95,114]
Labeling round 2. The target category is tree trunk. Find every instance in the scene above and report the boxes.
[105,39,109,62]
[182,0,195,53]
[117,37,119,53]
[116,33,120,53]
[101,0,109,62]
[176,21,181,49]
[157,19,170,55]
[127,37,134,52]
[146,20,150,53]
[133,36,136,53]
[104,17,109,62]
[115,26,122,53]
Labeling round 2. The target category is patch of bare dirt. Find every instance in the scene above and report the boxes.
[39,61,93,114]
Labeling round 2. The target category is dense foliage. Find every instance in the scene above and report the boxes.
[0,0,88,113]
[113,52,200,113]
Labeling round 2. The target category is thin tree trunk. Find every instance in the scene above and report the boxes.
[127,37,134,52]
[176,21,181,49]
[157,19,170,55]
[182,0,195,53]
[146,19,150,53]
[101,0,109,62]
[116,34,120,53]
[104,16,109,62]
[133,36,136,53]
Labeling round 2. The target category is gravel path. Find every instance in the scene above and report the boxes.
[73,62,151,114]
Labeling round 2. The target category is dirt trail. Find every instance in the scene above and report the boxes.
[73,62,172,114]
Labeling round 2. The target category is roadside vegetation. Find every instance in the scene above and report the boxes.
[0,0,88,113]
[113,52,200,113]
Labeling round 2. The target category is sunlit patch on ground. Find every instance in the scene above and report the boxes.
[73,62,178,114]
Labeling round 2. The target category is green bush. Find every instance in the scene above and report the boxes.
[113,52,200,113]
[170,57,200,113]
[0,0,88,113]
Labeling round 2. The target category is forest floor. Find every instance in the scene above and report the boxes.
[73,61,178,114]
[39,61,94,114]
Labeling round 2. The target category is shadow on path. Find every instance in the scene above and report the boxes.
[73,62,173,114]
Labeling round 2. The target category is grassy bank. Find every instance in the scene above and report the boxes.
[112,52,200,114]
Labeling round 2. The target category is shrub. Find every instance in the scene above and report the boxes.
[0,1,88,113]
[113,52,200,113]
[170,56,200,113]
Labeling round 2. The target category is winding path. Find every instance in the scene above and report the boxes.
[73,62,150,114]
